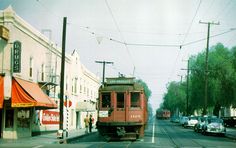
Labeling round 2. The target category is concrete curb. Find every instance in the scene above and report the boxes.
[226,133,236,140]
[57,131,97,144]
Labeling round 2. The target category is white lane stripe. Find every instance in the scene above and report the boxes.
[32,145,44,148]
[152,119,155,143]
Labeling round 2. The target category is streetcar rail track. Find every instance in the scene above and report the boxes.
[159,121,206,148]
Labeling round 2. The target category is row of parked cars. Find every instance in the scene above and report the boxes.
[170,116,226,136]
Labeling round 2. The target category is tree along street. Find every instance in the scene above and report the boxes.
[162,43,236,116]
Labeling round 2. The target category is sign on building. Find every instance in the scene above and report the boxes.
[13,41,21,73]
[0,25,9,41]
[42,110,60,124]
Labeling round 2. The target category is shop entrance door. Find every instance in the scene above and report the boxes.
[0,109,2,138]
[76,112,81,129]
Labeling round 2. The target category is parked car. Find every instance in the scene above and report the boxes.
[221,116,236,127]
[201,117,226,136]
[184,116,198,128]
[180,116,189,127]
[194,116,208,132]
[170,116,180,123]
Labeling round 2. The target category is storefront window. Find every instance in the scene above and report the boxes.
[17,109,30,128]
[5,109,14,128]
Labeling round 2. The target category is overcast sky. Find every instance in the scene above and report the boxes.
[1,0,236,111]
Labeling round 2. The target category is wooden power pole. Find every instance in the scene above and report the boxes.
[59,17,67,139]
[95,60,113,85]
[199,21,219,115]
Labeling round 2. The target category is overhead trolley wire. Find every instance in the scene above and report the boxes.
[182,0,202,45]
[109,38,180,47]
[105,0,136,75]
[167,49,182,82]
[126,43,180,47]
[226,32,236,45]
[36,0,62,22]
[202,0,216,21]
[178,0,202,81]
[214,0,232,21]
[35,0,235,49]
[80,26,236,48]
[182,28,236,47]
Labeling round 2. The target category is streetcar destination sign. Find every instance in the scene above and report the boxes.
[106,77,135,85]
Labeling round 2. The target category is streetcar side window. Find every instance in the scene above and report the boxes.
[131,92,140,107]
[117,93,124,108]
[101,93,111,108]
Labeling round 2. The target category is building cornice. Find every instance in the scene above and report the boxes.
[81,64,100,83]
[0,6,71,62]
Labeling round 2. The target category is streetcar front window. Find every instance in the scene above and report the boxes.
[101,93,111,108]
[117,93,125,108]
[131,92,140,107]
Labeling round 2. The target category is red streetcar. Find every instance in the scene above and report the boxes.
[156,109,171,120]
[96,77,148,140]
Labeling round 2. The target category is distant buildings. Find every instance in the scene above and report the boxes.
[0,6,100,139]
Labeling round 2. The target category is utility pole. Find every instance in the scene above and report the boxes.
[181,59,190,116]
[95,61,113,85]
[199,21,219,115]
[177,75,183,83]
[186,59,190,116]
[59,17,67,139]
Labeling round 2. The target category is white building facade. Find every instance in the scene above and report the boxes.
[0,6,100,139]
[67,50,99,130]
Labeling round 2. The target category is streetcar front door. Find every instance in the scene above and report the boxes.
[115,92,126,121]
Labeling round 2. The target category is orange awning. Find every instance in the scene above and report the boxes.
[11,77,57,109]
[0,76,4,108]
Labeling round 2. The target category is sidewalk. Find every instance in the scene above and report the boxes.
[0,128,97,145]
[226,127,236,140]
[0,127,235,145]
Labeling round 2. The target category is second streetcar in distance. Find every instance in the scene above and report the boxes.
[156,109,171,120]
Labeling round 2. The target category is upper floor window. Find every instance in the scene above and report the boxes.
[131,92,140,107]
[101,93,111,108]
[87,88,89,97]
[80,78,82,93]
[41,63,44,81]
[29,57,33,77]
[71,78,74,93]
[66,75,68,91]
[80,84,82,93]
[74,77,78,94]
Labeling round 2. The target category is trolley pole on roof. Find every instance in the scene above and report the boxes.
[59,17,67,139]
[95,60,113,85]
[199,20,219,116]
